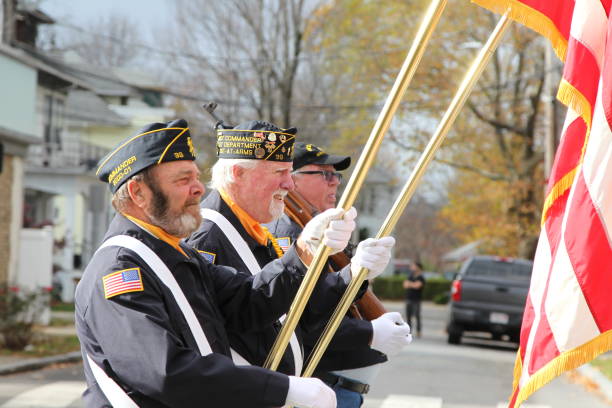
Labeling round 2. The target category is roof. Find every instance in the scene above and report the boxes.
[20,48,135,96]
[0,125,40,146]
[16,7,55,24]
[59,61,136,96]
[65,90,130,127]
[0,44,91,89]
[114,68,167,92]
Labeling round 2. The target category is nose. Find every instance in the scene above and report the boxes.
[329,175,340,186]
[192,179,205,198]
[280,172,295,191]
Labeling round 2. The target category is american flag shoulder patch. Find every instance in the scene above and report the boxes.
[198,250,216,264]
[103,268,144,299]
[276,237,291,253]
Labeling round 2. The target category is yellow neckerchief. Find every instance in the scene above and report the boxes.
[218,189,284,258]
[123,213,188,258]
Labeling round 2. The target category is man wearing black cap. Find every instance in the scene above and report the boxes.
[186,121,398,381]
[266,142,412,408]
[75,119,371,408]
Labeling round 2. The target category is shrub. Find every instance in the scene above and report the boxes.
[0,284,50,350]
[432,292,450,304]
[371,276,451,301]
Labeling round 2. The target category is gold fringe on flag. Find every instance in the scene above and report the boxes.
[510,330,612,408]
[541,166,578,225]
[471,0,568,61]
[557,79,593,132]
[511,349,523,391]
[540,79,593,225]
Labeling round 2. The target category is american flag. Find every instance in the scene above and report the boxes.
[472,1,612,407]
[276,237,291,253]
[103,268,144,299]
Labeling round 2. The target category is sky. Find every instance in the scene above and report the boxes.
[38,0,172,41]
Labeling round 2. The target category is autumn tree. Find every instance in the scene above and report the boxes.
[310,0,553,259]
[393,195,459,270]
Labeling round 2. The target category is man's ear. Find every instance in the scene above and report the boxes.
[127,178,147,209]
[231,164,245,180]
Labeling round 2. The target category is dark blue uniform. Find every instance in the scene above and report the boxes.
[186,190,361,376]
[266,213,386,371]
[76,213,333,407]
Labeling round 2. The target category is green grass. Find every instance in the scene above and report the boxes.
[590,355,612,380]
[48,318,74,327]
[0,335,80,358]
[50,302,75,312]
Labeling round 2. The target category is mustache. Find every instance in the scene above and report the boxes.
[185,198,201,207]
[273,189,288,198]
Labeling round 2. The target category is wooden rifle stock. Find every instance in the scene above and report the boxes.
[283,191,387,321]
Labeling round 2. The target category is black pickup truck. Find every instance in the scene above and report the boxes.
[446,255,533,344]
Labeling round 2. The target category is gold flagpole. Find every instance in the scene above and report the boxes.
[263,0,449,371]
[301,12,512,378]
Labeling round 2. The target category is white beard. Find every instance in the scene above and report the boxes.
[153,208,202,238]
[268,189,288,221]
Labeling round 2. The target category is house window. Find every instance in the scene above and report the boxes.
[54,99,64,151]
[43,94,53,144]
[41,92,66,158]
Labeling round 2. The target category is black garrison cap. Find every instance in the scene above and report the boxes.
[292,142,351,171]
[216,120,296,162]
[96,119,196,193]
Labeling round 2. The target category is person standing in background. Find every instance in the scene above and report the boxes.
[403,261,425,338]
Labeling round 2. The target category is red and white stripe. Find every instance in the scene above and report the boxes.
[511,1,612,406]
[471,0,612,406]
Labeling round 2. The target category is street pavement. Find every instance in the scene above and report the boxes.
[0,304,610,407]
[363,301,612,408]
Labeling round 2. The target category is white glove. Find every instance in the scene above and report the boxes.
[300,207,357,255]
[350,236,395,280]
[371,312,412,356]
[285,376,336,408]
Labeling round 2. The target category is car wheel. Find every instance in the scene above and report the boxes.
[447,323,462,345]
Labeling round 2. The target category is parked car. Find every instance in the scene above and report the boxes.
[446,255,532,344]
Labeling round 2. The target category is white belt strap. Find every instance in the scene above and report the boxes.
[86,234,217,406]
[100,235,213,355]
[201,208,303,375]
[200,208,261,274]
[86,353,138,408]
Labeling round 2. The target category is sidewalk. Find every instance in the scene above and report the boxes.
[0,311,81,375]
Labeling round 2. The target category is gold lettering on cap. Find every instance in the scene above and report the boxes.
[108,156,137,183]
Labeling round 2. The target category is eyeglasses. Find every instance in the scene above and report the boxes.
[292,170,343,182]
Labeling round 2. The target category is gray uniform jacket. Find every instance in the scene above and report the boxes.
[76,213,315,408]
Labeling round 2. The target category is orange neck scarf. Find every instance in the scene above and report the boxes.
[219,189,268,246]
[123,213,188,258]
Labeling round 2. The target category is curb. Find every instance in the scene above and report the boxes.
[0,351,82,376]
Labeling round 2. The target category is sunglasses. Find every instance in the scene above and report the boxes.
[292,170,343,182]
